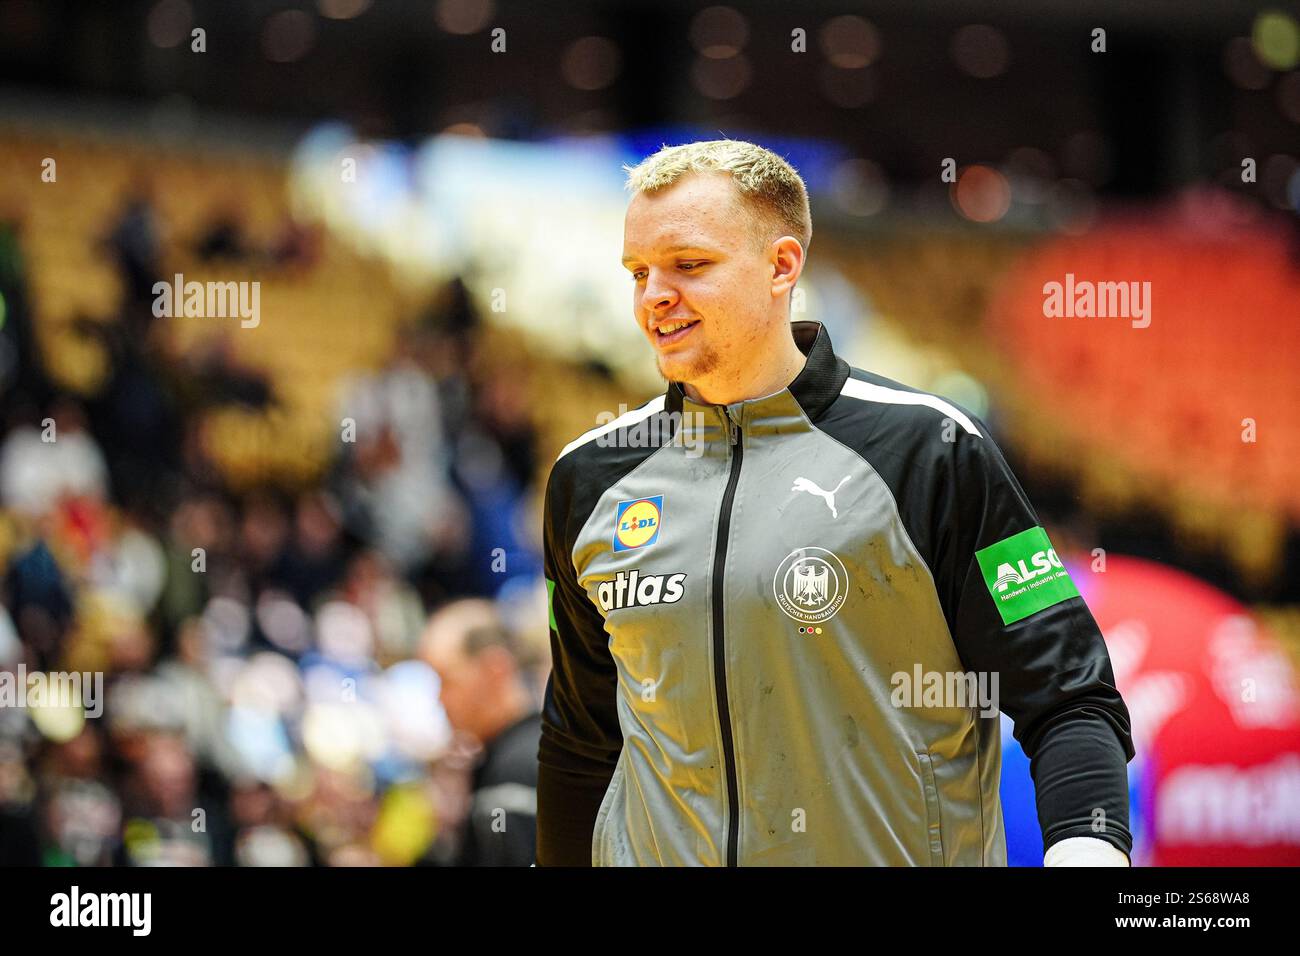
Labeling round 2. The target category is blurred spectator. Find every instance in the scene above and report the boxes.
[195,201,252,263]
[0,207,48,407]
[34,728,120,867]
[177,336,273,410]
[277,491,350,610]
[0,129,561,869]
[420,599,539,866]
[269,216,322,272]
[115,732,221,866]
[102,183,162,314]
[340,550,424,664]
[0,398,108,519]
[228,778,312,866]
[4,540,74,672]
[71,314,184,520]
[0,737,42,865]
[334,327,467,579]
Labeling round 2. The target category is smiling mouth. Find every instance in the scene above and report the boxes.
[654,319,699,346]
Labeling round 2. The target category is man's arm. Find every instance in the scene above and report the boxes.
[941,417,1135,863]
[536,464,623,866]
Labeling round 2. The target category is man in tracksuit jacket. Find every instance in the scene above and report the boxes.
[536,140,1134,866]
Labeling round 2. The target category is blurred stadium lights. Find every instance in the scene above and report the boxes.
[0,0,1291,207]
[817,14,879,107]
[560,35,622,91]
[261,9,317,63]
[689,5,749,59]
[1251,9,1300,70]
[684,5,754,101]
[952,164,1012,223]
[146,0,192,49]
[690,52,752,100]
[950,23,1011,79]
[819,14,881,69]
[434,0,495,36]
[316,0,373,20]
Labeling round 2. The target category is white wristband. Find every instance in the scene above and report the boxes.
[1043,836,1130,867]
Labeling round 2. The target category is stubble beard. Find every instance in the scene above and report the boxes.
[657,341,721,392]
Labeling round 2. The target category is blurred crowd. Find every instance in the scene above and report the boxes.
[0,185,548,866]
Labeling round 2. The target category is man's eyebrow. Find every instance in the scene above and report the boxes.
[621,246,716,265]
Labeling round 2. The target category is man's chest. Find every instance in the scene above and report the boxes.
[570,435,950,684]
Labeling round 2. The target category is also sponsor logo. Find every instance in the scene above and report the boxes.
[975,526,1080,626]
[992,548,1065,592]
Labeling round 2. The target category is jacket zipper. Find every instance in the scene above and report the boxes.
[711,405,743,866]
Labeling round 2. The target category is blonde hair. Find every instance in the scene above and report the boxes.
[623,139,812,253]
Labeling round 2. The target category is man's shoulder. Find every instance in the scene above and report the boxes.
[831,366,987,440]
[552,392,670,467]
[545,392,674,519]
[815,366,1007,503]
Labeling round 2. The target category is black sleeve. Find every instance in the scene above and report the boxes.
[1028,710,1133,857]
[536,463,623,866]
[942,417,1136,857]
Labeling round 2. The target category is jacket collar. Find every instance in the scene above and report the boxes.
[663,320,850,433]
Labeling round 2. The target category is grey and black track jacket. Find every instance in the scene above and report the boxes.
[538,320,1134,866]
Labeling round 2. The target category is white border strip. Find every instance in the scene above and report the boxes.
[840,378,982,437]
[557,395,667,461]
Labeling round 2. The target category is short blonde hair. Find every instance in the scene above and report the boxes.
[623,139,812,253]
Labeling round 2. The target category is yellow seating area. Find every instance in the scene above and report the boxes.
[0,126,416,487]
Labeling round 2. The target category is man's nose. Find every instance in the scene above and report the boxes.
[641,273,679,313]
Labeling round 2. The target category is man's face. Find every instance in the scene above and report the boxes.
[622,172,776,388]
[426,637,485,740]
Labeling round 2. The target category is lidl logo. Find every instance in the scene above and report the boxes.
[975,526,1080,625]
[613,496,663,552]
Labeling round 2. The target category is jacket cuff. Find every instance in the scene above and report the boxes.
[1043,835,1131,867]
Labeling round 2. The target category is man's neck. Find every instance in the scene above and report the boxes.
[682,330,807,407]
[478,690,532,745]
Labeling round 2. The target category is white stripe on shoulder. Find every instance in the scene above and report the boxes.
[839,378,983,437]
[557,395,667,461]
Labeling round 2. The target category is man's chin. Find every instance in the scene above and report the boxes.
[655,346,718,387]
[656,357,696,388]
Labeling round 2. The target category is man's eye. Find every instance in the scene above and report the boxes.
[679,261,705,271]
[631,270,647,281]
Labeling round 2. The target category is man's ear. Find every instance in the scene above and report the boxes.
[770,236,805,299]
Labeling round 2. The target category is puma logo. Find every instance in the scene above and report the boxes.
[791,475,851,519]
